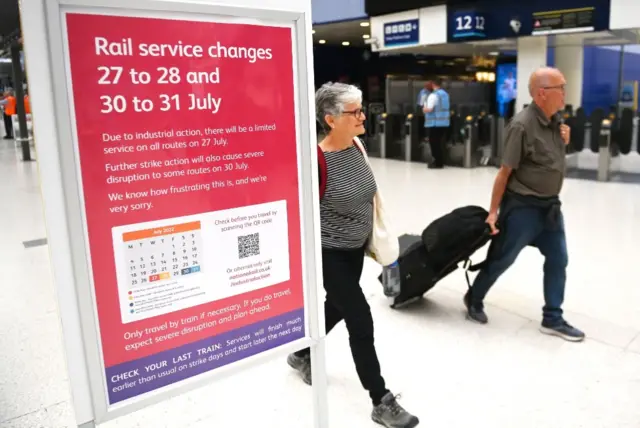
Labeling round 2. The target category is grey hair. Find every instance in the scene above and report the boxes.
[315,82,362,133]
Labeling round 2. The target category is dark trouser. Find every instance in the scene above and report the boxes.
[427,126,446,167]
[3,114,12,138]
[469,205,568,325]
[296,246,389,405]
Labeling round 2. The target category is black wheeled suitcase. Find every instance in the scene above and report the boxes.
[380,234,438,309]
[379,206,494,309]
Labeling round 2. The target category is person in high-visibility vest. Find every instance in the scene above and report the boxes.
[422,78,450,168]
[1,91,16,139]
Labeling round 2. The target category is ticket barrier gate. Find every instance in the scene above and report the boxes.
[539,107,640,183]
[373,113,387,159]
[365,114,384,158]
[403,113,427,162]
[373,113,405,160]
[476,113,495,165]
[597,119,613,182]
[387,113,409,161]
[463,115,480,168]
[446,115,480,167]
[455,113,506,168]
[632,115,639,153]
[364,103,385,157]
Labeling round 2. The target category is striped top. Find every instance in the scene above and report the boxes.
[320,144,377,249]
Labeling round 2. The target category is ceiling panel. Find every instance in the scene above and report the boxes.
[312,19,372,47]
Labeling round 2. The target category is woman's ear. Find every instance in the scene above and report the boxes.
[324,114,335,129]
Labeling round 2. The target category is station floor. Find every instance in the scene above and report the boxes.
[2,138,640,428]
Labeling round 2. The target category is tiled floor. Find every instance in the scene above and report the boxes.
[2,138,640,427]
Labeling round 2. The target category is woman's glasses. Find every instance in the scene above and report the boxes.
[342,107,366,117]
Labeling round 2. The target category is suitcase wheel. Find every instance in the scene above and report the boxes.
[390,295,423,309]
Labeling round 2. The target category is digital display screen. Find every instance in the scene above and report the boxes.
[446,0,609,43]
[496,63,517,117]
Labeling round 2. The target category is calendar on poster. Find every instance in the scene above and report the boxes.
[112,200,290,324]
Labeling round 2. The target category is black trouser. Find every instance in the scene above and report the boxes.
[3,114,12,138]
[427,126,446,167]
[296,246,389,405]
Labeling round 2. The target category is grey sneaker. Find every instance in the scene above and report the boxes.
[371,392,419,428]
[540,320,585,342]
[287,353,311,385]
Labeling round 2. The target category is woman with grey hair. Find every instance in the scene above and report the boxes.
[287,82,419,428]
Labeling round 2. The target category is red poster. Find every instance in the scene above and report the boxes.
[64,12,305,404]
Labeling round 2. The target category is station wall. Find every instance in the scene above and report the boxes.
[545,46,640,114]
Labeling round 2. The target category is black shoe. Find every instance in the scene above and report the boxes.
[287,353,312,385]
[371,392,419,428]
[464,291,488,324]
[540,320,585,342]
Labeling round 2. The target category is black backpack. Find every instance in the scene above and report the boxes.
[421,205,493,285]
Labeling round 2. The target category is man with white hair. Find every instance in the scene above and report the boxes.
[463,67,585,342]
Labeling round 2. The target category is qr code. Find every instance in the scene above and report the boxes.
[238,232,260,259]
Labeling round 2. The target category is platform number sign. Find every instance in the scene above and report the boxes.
[452,11,486,39]
[456,14,485,32]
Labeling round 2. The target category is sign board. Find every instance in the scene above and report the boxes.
[20,0,328,426]
[619,81,638,111]
[383,19,420,47]
[446,0,609,43]
[531,7,595,35]
[451,10,487,41]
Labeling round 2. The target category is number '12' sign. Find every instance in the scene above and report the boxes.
[456,14,485,31]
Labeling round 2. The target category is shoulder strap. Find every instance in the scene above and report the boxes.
[317,144,327,199]
[353,137,368,159]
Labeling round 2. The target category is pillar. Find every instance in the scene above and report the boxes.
[516,36,548,113]
[10,41,32,161]
[554,35,584,109]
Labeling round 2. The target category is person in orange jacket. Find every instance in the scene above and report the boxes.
[1,91,16,139]
[24,94,30,115]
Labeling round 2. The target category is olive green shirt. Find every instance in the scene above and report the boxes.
[502,103,566,197]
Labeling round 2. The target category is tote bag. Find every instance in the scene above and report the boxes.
[352,138,399,266]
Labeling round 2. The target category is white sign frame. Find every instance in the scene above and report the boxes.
[20,0,328,426]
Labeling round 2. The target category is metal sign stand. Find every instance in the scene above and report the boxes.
[20,0,329,426]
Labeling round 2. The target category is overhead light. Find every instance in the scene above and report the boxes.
[360,22,370,27]
[312,30,316,34]
[489,51,499,56]
[475,71,495,82]
[417,60,427,64]
[319,40,326,44]
[342,41,350,46]
[363,34,370,39]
